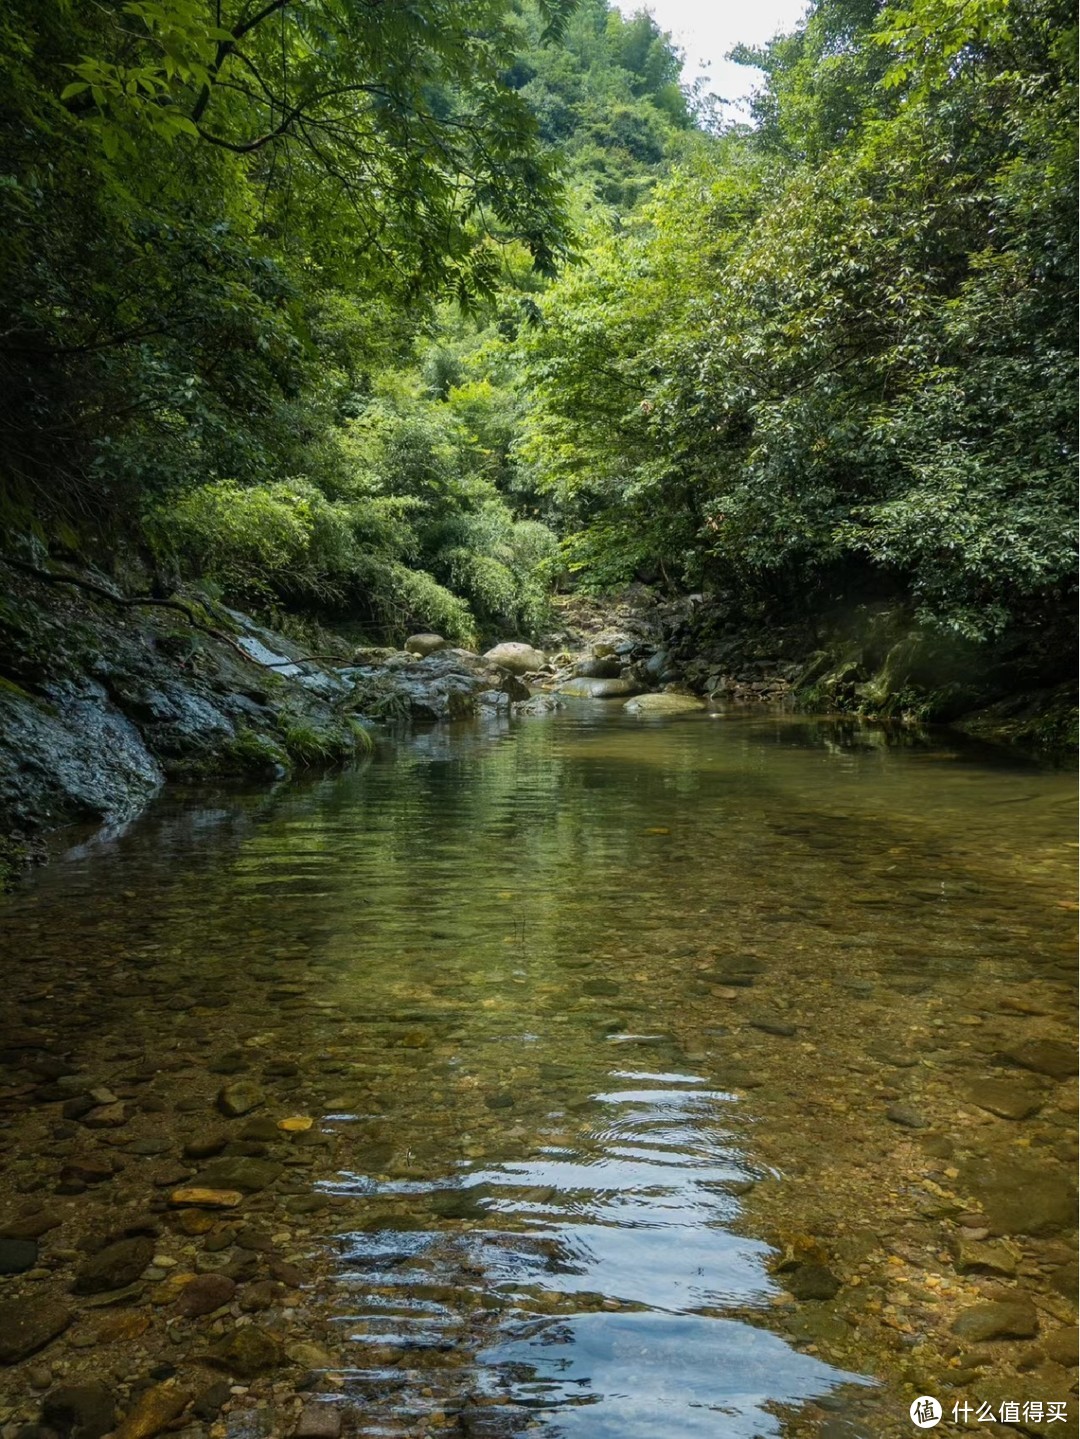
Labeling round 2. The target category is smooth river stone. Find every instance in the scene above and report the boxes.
[952,1299,1038,1342]
[216,1081,264,1118]
[0,1297,72,1364]
[41,1381,116,1439]
[169,1187,244,1209]
[72,1236,154,1295]
[483,642,545,674]
[194,1157,282,1194]
[959,1156,1076,1237]
[404,633,447,657]
[964,1078,1043,1120]
[205,1325,285,1378]
[556,676,641,699]
[113,1381,190,1439]
[998,1039,1075,1080]
[623,692,705,714]
[0,1237,39,1274]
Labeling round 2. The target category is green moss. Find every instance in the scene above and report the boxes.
[225,728,290,774]
[280,714,373,766]
[0,834,31,892]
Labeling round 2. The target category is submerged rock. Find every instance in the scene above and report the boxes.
[194,1156,282,1193]
[0,1237,39,1273]
[206,1324,286,1378]
[951,1236,1019,1276]
[964,1078,1043,1120]
[41,1381,116,1439]
[72,1236,154,1294]
[293,1401,343,1439]
[0,1297,72,1364]
[952,1299,1038,1342]
[623,692,705,715]
[959,1156,1076,1236]
[175,1273,236,1318]
[785,1263,841,1301]
[216,1080,264,1118]
[997,1039,1075,1080]
[113,1381,190,1439]
[557,676,642,699]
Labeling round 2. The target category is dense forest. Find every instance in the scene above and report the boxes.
[0,0,1076,707]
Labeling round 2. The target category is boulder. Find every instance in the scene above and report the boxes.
[404,634,447,658]
[483,642,545,675]
[623,692,705,715]
[574,657,622,679]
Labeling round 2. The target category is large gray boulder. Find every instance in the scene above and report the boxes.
[404,633,448,658]
[483,642,545,675]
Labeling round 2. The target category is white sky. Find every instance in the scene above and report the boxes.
[616,0,811,117]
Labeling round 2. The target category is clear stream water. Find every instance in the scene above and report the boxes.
[0,706,1075,1438]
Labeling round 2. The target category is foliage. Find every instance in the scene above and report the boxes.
[519,0,1077,663]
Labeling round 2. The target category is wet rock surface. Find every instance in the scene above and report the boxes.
[0,560,367,861]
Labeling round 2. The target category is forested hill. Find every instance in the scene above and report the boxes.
[0,0,1076,732]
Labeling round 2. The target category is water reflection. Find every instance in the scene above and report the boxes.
[0,708,1073,1439]
[327,1066,856,1435]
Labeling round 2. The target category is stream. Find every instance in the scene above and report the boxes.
[0,706,1075,1439]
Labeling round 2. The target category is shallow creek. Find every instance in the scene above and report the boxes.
[0,708,1076,1439]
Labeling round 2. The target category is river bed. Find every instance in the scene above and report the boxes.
[0,707,1075,1439]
